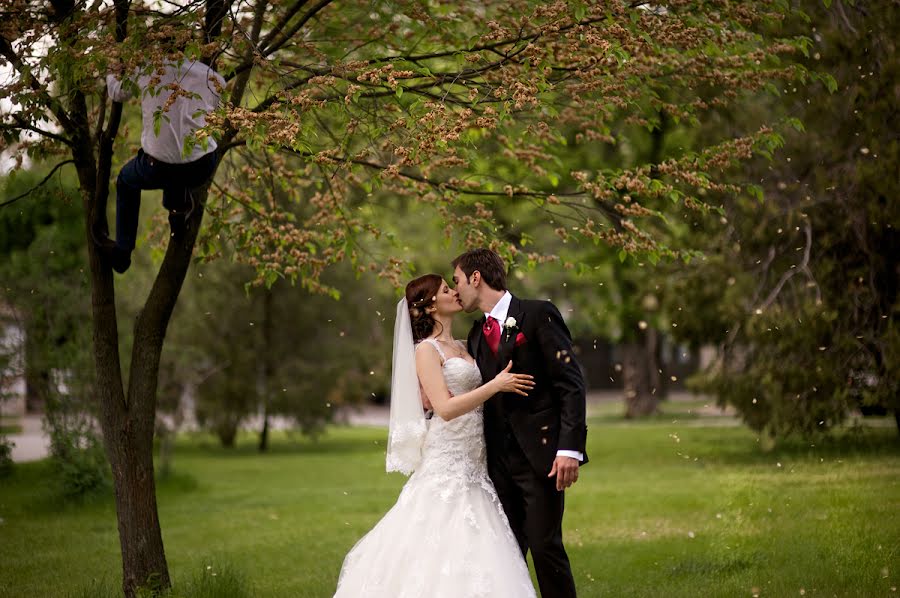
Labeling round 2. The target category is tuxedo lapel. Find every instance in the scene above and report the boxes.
[471,315,485,363]
[494,295,523,374]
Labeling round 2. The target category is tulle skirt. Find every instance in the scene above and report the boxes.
[333,470,536,598]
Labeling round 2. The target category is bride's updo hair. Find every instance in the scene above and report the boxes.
[405,274,444,342]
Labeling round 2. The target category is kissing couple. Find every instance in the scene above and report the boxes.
[334,248,588,598]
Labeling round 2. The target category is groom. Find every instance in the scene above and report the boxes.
[452,248,587,598]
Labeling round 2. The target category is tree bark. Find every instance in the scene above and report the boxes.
[258,289,273,452]
[9,0,225,593]
[23,315,51,413]
[622,108,669,419]
[622,327,663,418]
[87,187,210,596]
[219,421,238,448]
[108,425,170,594]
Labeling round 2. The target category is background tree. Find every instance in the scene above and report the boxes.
[0,168,109,495]
[0,1,810,594]
[660,0,899,439]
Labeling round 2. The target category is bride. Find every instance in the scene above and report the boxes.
[333,274,538,597]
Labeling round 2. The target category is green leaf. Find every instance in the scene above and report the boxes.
[618,249,628,263]
[395,86,403,99]
[182,135,196,159]
[152,109,163,137]
[574,4,586,22]
[747,184,765,203]
[821,73,838,93]
[786,117,805,132]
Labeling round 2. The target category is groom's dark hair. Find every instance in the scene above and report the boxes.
[452,248,508,291]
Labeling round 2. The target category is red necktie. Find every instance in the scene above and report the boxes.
[482,315,501,354]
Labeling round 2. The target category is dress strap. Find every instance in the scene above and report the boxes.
[419,338,446,363]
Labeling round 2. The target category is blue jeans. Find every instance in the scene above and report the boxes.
[115,148,218,250]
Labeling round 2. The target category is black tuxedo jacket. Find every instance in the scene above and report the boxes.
[467,294,588,476]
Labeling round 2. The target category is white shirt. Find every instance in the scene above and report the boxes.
[106,60,225,164]
[486,291,584,463]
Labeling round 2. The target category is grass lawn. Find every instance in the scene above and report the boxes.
[0,421,22,435]
[0,414,898,597]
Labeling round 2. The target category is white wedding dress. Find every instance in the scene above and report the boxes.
[334,339,537,598]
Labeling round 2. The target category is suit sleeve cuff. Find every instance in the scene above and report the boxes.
[556,449,584,462]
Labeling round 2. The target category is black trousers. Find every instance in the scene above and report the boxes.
[115,149,218,250]
[488,428,577,598]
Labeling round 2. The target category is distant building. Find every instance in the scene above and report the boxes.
[0,303,26,418]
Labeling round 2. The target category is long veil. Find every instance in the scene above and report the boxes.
[385,298,427,475]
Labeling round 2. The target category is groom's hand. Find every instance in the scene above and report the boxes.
[548,456,579,491]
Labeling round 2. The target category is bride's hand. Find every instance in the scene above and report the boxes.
[492,361,535,396]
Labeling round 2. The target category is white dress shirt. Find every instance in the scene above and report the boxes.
[486,291,584,462]
[106,60,224,164]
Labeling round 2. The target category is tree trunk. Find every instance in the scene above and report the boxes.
[20,0,225,593]
[108,422,170,594]
[258,290,273,452]
[621,108,669,421]
[84,175,211,595]
[23,316,51,413]
[218,421,238,448]
[85,243,172,597]
[622,327,663,418]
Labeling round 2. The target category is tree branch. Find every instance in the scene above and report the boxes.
[261,0,333,56]
[0,160,75,208]
[758,221,816,310]
[256,0,309,51]
[229,0,270,107]
[368,15,608,65]
[227,0,334,79]
[205,0,230,46]
[267,145,622,224]
[91,0,129,243]
[2,119,73,147]
[0,38,75,134]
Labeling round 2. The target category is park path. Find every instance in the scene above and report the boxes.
[7,391,731,462]
[8,415,50,463]
[337,390,733,426]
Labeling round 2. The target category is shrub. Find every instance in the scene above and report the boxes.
[0,435,13,477]
[46,402,110,498]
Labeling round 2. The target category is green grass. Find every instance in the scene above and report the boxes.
[1,419,898,597]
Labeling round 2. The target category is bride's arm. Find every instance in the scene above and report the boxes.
[415,343,534,421]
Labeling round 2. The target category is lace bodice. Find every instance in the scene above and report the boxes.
[405,340,493,502]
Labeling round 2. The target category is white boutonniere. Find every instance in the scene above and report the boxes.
[504,316,518,342]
